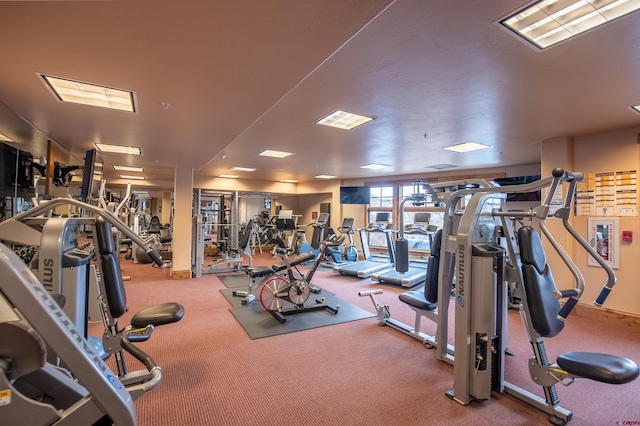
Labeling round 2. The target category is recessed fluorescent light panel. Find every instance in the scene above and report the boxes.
[426,163,458,170]
[499,0,640,50]
[630,104,640,114]
[113,165,144,172]
[0,133,14,142]
[279,179,298,183]
[219,174,239,179]
[315,110,375,130]
[360,163,390,170]
[315,175,337,179]
[443,142,490,153]
[120,175,145,180]
[230,167,256,172]
[39,74,137,112]
[259,150,294,158]
[96,143,142,155]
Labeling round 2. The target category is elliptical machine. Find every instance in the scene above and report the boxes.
[297,212,329,257]
[321,217,358,266]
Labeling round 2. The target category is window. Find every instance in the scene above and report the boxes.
[369,186,393,208]
[367,185,393,248]
[400,183,443,251]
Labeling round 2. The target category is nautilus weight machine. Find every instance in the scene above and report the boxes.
[444,169,638,425]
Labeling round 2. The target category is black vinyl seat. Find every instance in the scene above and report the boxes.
[518,225,638,385]
[398,229,442,311]
[148,215,161,234]
[94,216,184,337]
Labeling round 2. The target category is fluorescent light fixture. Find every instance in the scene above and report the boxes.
[0,132,14,142]
[426,163,458,170]
[443,142,490,153]
[279,179,298,183]
[113,165,144,172]
[630,104,640,114]
[259,149,294,158]
[96,143,142,155]
[360,163,390,170]
[120,175,145,180]
[219,174,239,179]
[39,74,137,112]
[315,110,375,130]
[230,166,256,172]
[315,175,337,179]
[499,0,640,50]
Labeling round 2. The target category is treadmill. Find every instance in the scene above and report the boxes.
[371,213,435,288]
[333,214,396,279]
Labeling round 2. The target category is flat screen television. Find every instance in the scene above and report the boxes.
[79,148,101,202]
[493,175,542,202]
[340,186,370,204]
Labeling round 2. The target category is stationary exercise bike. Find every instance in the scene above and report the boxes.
[258,234,344,323]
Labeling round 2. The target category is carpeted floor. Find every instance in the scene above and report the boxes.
[93,252,640,426]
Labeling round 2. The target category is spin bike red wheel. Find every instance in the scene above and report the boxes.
[260,276,290,312]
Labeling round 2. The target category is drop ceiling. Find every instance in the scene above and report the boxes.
[0,0,639,191]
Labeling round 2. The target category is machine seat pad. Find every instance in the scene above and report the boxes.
[557,351,639,384]
[131,302,185,328]
[272,253,315,271]
[399,288,437,312]
[246,266,274,278]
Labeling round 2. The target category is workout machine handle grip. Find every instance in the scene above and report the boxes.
[121,334,158,371]
[146,249,166,269]
[359,289,383,297]
[553,289,580,299]
[120,335,163,395]
[557,297,579,321]
[595,285,612,307]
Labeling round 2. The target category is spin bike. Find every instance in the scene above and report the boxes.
[258,235,344,323]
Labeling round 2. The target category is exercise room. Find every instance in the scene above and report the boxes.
[2,1,640,425]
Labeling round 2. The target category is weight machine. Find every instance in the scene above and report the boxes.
[362,169,638,424]
[360,179,492,350]
[445,169,638,425]
[192,189,253,276]
[0,197,181,426]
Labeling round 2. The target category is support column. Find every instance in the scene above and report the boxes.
[172,167,193,279]
[540,136,573,289]
[161,191,172,225]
